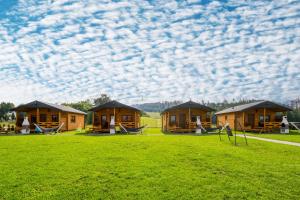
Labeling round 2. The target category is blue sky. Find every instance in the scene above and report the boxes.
[0,0,299,105]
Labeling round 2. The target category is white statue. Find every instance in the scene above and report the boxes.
[196,116,202,134]
[110,116,115,134]
[280,116,289,134]
[21,117,30,134]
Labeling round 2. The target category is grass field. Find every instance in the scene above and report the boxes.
[1,129,300,199]
[141,117,161,128]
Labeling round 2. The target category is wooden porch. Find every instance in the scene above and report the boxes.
[237,108,285,133]
[15,108,63,132]
[92,121,138,133]
[168,122,212,133]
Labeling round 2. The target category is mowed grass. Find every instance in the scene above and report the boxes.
[1,131,300,200]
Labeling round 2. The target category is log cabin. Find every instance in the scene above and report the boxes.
[89,100,141,133]
[161,100,215,133]
[216,100,292,133]
[12,100,86,132]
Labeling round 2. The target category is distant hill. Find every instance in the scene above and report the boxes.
[133,99,260,113]
[133,101,183,112]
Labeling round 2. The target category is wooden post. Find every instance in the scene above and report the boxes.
[114,107,116,125]
[242,112,245,130]
[134,111,137,128]
[15,111,18,129]
[36,108,40,124]
[58,111,61,123]
[188,107,191,131]
[166,112,168,130]
[263,108,266,131]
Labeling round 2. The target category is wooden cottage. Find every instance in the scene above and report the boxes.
[12,100,86,132]
[216,100,292,132]
[161,100,215,133]
[89,100,141,133]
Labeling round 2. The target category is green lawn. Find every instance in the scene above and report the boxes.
[0,130,300,199]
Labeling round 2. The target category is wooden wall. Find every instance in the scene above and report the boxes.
[217,108,285,130]
[67,113,85,130]
[92,108,140,131]
[217,113,235,128]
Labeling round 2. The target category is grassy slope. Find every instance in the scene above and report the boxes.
[141,112,161,128]
[0,132,300,199]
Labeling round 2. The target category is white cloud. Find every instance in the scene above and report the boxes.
[0,0,299,106]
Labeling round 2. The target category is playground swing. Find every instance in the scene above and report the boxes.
[218,121,248,146]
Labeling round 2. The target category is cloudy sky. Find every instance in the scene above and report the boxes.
[0,0,299,105]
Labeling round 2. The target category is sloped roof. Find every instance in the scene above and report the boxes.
[12,100,86,115]
[162,100,215,113]
[215,100,292,115]
[89,100,141,112]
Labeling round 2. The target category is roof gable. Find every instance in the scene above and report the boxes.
[162,100,215,113]
[89,100,141,112]
[215,100,292,115]
[12,100,86,115]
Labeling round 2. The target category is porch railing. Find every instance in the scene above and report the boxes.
[93,121,136,129]
[119,121,135,128]
[264,122,281,129]
[189,122,211,128]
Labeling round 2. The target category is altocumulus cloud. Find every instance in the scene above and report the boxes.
[0,0,299,105]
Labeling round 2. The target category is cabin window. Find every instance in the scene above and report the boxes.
[265,115,270,122]
[31,115,37,123]
[40,114,47,122]
[259,115,263,122]
[225,115,228,121]
[191,115,200,122]
[122,115,133,122]
[52,115,59,122]
[71,115,76,123]
[259,115,270,122]
[206,113,210,122]
[170,115,176,125]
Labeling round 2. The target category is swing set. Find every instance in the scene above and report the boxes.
[218,120,248,146]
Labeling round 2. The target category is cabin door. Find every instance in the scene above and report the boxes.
[179,114,186,128]
[101,115,108,129]
[248,114,255,128]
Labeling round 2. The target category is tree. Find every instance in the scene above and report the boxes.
[0,102,15,121]
[11,112,16,121]
[63,100,93,113]
[94,94,111,106]
[63,100,93,125]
